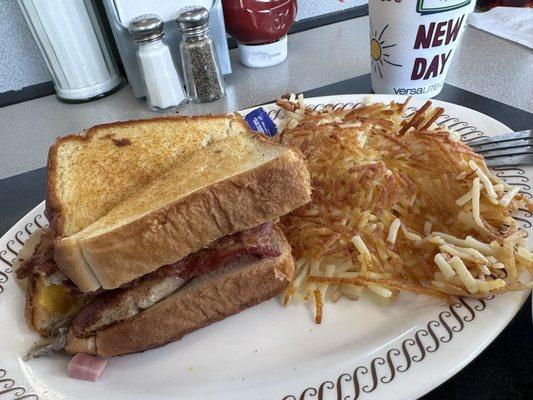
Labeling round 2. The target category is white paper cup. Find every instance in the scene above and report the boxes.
[369,0,475,98]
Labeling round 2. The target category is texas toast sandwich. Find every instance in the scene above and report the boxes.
[16,114,311,357]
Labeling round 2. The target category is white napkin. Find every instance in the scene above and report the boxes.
[468,7,533,49]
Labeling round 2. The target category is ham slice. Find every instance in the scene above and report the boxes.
[67,353,107,381]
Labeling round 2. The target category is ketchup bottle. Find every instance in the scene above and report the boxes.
[222,0,297,68]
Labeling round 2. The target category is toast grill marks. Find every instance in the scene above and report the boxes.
[70,222,279,337]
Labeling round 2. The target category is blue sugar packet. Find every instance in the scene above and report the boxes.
[244,107,277,137]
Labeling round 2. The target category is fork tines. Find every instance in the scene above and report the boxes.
[469,130,533,167]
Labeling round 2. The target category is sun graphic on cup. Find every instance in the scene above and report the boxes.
[369,23,402,79]
[371,38,382,61]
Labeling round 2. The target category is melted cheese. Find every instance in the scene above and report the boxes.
[36,279,84,315]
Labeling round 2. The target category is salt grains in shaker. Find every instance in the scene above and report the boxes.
[177,7,225,103]
[129,15,186,111]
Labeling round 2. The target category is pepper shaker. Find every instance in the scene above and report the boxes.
[129,14,186,112]
[177,6,225,103]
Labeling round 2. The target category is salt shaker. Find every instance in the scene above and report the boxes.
[129,14,186,112]
[177,7,225,103]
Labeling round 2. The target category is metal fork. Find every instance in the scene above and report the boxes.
[469,130,533,167]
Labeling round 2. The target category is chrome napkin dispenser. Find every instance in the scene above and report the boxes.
[102,0,231,98]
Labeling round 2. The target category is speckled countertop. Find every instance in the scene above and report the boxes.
[0,16,532,180]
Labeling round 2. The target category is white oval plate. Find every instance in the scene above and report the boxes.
[0,95,531,400]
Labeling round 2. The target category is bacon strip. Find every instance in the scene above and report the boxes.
[16,229,57,279]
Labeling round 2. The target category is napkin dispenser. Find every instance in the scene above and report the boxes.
[102,0,231,98]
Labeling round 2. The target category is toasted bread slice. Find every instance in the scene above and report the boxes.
[65,225,294,356]
[46,114,249,237]
[55,134,310,292]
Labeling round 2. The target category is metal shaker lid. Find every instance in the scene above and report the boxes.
[176,6,209,35]
[128,14,165,43]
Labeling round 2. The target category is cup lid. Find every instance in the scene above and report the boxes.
[128,14,165,43]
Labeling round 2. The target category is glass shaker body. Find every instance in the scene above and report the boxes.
[179,32,225,103]
[18,0,122,102]
[136,40,186,112]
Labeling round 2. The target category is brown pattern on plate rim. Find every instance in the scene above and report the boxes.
[281,297,493,400]
[0,368,38,399]
[0,214,47,293]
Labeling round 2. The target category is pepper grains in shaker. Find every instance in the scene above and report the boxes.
[177,7,225,103]
[129,14,186,112]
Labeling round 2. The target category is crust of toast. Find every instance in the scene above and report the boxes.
[54,136,310,291]
[65,226,294,356]
[53,243,100,292]
[65,328,96,355]
[46,114,250,237]
[24,275,39,335]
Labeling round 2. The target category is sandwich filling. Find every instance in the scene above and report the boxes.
[18,222,280,337]
[17,229,58,281]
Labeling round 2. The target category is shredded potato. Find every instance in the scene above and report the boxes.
[434,254,456,279]
[276,94,533,323]
[387,218,402,244]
